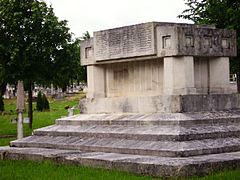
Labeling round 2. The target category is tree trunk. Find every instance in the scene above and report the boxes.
[0,83,6,111]
[28,82,33,129]
[13,83,17,97]
[0,83,7,95]
[237,73,240,93]
[237,63,240,93]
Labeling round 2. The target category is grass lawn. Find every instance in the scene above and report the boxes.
[0,160,158,180]
[0,92,84,146]
[1,160,240,180]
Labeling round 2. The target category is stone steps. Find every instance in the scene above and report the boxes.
[33,124,240,141]
[10,135,240,157]
[4,112,240,177]
[2,146,240,177]
[56,112,240,126]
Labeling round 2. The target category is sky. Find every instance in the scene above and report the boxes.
[45,0,192,38]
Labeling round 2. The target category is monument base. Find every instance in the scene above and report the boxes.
[80,94,240,114]
[2,111,240,177]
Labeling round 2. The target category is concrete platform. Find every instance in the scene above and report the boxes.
[2,112,240,177]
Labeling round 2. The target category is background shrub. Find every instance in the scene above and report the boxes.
[36,91,43,111]
[0,93,4,112]
[42,93,50,111]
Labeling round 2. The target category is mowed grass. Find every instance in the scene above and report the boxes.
[0,160,158,180]
[1,160,240,180]
[0,92,85,146]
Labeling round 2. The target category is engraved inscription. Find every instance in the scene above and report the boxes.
[95,31,108,60]
[94,23,155,61]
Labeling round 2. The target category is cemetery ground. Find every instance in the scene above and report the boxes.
[0,93,240,179]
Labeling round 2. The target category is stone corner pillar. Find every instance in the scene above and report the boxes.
[209,57,230,94]
[163,56,196,95]
[87,65,106,98]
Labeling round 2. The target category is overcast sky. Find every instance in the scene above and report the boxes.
[45,0,192,38]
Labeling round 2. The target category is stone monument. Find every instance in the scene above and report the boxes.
[80,22,237,114]
[2,22,240,178]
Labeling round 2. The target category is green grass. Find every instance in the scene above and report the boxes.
[0,92,85,146]
[0,138,15,146]
[0,160,158,180]
[1,160,240,180]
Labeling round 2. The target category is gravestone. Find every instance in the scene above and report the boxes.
[16,80,25,139]
[2,22,240,178]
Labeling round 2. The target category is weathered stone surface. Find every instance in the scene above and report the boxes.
[181,94,240,112]
[80,38,94,66]
[16,80,25,111]
[33,124,240,141]
[10,135,240,157]
[80,95,181,114]
[80,94,240,114]
[81,22,236,66]
[80,22,238,120]
[157,25,237,57]
[81,22,237,102]
[56,111,240,126]
[2,147,240,177]
[94,22,156,61]
[104,59,164,98]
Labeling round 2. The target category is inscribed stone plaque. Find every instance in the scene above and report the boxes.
[94,22,156,61]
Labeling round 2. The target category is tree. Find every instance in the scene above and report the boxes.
[179,0,240,92]
[0,68,5,112]
[0,93,4,112]
[52,38,80,91]
[81,31,91,40]
[52,37,87,91]
[0,0,71,128]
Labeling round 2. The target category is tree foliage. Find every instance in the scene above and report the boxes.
[179,0,240,91]
[0,0,70,127]
[0,93,4,112]
[81,31,91,41]
[0,0,87,121]
[52,38,84,91]
[0,0,70,82]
